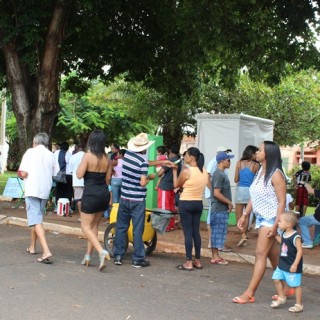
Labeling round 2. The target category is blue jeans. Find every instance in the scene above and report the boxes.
[114,198,146,262]
[299,215,320,245]
[111,177,122,203]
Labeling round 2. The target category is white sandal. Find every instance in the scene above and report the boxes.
[271,296,286,308]
[237,238,248,247]
[288,304,303,313]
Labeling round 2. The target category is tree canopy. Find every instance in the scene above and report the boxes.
[0,0,319,158]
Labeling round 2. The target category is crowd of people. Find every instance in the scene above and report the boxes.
[18,131,320,314]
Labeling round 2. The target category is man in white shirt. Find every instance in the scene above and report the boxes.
[18,133,56,264]
[69,143,85,213]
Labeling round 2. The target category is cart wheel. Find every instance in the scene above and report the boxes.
[144,232,157,256]
[104,223,128,257]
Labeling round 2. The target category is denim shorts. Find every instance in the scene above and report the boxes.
[272,266,302,287]
[235,186,250,204]
[25,197,47,227]
[255,214,276,229]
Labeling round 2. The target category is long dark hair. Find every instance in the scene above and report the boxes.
[240,145,259,161]
[187,147,205,172]
[87,130,107,159]
[263,141,284,184]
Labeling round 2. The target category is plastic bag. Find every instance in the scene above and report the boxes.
[151,212,173,235]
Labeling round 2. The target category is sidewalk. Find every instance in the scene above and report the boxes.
[1,200,319,275]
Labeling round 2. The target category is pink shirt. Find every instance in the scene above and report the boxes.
[113,158,123,178]
[156,154,168,168]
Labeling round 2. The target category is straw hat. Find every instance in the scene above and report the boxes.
[127,133,155,152]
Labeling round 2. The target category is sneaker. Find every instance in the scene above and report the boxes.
[132,260,150,268]
[114,255,122,265]
[302,243,313,249]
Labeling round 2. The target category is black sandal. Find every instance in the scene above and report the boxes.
[176,264,193,271]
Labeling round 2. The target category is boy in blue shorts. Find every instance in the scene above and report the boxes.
[271,211,303,313]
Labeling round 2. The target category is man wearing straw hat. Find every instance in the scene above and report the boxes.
[113,133,168,268]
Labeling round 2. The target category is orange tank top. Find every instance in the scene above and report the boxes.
[180,167,208,201]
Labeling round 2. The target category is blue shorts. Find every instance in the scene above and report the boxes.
[272,267,302,287]
[25,197,47,227]
[255,214,276,229]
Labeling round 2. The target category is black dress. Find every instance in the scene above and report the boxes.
[81,172,110,213]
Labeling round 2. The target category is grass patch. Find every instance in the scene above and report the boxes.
[306,206,316,215]
[0,171,18,194]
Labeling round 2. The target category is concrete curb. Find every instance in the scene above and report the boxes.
[1,216,104,240]
[3,216,320,275]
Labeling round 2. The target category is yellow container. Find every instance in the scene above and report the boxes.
[109,203,155,242]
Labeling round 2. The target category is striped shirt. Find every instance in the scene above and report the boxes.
[120,150,148,201]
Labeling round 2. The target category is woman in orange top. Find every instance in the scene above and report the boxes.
[173,147,209,271]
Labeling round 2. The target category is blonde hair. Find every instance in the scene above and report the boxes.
[282,211,298,227]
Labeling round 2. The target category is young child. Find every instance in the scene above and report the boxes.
[294,161,311,217]
[271,211,303,313]
[155,146,168,190]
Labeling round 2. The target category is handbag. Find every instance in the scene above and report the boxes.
[53,170,67,184]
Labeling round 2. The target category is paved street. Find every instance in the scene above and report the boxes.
[0,224,319,320]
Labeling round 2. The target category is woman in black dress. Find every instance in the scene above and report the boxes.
[77,130,113,271]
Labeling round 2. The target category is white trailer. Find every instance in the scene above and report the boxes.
[195,113,274,206]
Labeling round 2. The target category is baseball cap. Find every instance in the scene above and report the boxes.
[216,145,232,152]
[216,151,235,163]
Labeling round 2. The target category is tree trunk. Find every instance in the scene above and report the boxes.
[1,0,72,159]
[2,43,32,155]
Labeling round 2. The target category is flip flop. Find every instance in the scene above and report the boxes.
[219,247,232,252]
[232,292,255,304]
[176,264,193,271]
[210,259,228,265]
[193,263,204,269]
[26,248,37,255]
[237,238,248,247]
[37,257,53,264]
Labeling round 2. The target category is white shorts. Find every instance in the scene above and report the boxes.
[73,187,84,200]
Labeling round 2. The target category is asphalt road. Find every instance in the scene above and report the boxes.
[0,224,318,320]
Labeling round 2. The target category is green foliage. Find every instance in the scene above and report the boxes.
[1,1,320,152]
[199,69,320,146]
[56,74,157,145]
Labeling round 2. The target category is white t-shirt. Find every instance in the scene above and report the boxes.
[69,151,85,187]
[19,145,56,199]
[285,193,293,211]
